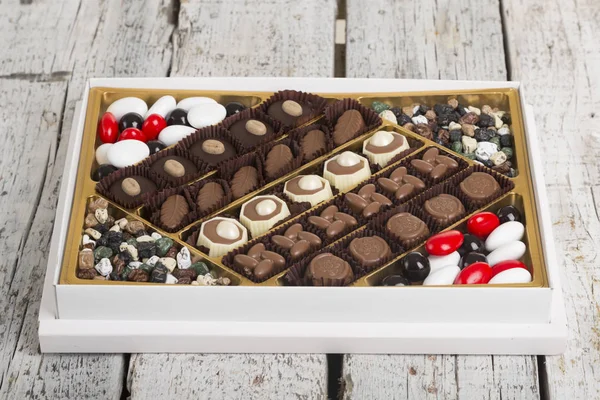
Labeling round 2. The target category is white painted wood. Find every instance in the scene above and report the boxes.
[127,354,328,400]
[126,1,334,397]
[343,0,541,398]
[172,0,337,77]
[346,0,507,79]
[503,0,600,398]
[0,0,175,398]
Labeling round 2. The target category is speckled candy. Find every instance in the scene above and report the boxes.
[371,101,390,113]
[155,237,174,256]
[425,230,464,256]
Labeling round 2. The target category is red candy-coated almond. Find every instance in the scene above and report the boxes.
[467,212,500,239]
[454,261,492,284]
[491,260,528,277]
[425,230,464,256]
[142,114,167,141]
[98,112,119,143]
[119,127,147,142]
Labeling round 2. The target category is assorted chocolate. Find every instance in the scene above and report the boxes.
[345,184,392,218]
[411,147,459,180]
[307,205,358,239]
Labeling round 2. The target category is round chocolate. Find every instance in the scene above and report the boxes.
[267,100,313,127]
[225,102,246,117]
[92,164,118,181]
[349,236,391,267]
[325,155,365,176]
[109,175,157,204]
[189,138,237,166]
[458,233,484,256]
[166,108,189,126]
[424,194,465,222]
[229,118,275,148]
[119,112,143,132]
[286,175,325,195]
[497,205,521,223]
[400,252,431,282]
[307,253,354,286]
[381,274,411,286]
[385,212,429,241]
[459,172,500,201]
[147,140,166,155]
[150,156,197,180]
[364,132,407,154]
[460,252,488,269]
[203,219,243,245]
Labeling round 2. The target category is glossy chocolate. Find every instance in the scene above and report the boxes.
[150,155,198,180]
[497,205,522,223]
[400,252,431,282]
[228,118,275,148]
[307,253,354,286]
[189,138,237,166]
[459,172,501,202]
[109,175,157,204]
[349,236,391,267]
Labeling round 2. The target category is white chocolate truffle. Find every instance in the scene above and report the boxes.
[239,195,291,238]
[322,152,371,192]
[197,217,248,257]
[283,175,334,207]
[362,131,410,167]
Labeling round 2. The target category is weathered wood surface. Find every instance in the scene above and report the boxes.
[502,0,600,399]
[125,1,335,399]
[343,0,541,398]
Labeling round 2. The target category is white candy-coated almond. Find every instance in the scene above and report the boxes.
[145,95,176,119]
[489,268,532,284]
[486,241,526,266]
[106,140,150,168]
[485,221,525,252]
[423,265,460,286]
[176,97,217,111]
[187,103,227,129]
[107,97,148,122]
[95,143,113,165]
[158,125,196,146]
[428,251,460,272]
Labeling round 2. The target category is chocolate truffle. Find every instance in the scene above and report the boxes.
[345,184,392,218]
[233,243,285,280]
[160,194,189,230]
[239,195,291,238]
[264,144,293,180]
[349,236,391,268]
[271,223,322,260]
[424,194,466,223]
[386,212,430,242]
[323,151,372,192]
[300,129,327,161]
[229,117,275,148]
[306,253,354,286]
[150,155,197,181]
[189,138,237,166]
[362,131,410,167]
[267,99,313,127]
[197,217,248,257]
[230,166,259,199]
[109,175,157,205]
[196,182,225,214]
[333,109,365,146]
[459,172,501,202]
[283,175,333,206]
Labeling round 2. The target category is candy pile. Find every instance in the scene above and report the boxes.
[77,198,230,285]
[381,205,529,286]
[93,95,246,180]
[371,100,516,177]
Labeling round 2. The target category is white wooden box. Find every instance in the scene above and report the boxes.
[38,78,567,354]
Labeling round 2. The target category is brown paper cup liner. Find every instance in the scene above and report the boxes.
[299,197,364,246]
[95,165,166,209]
[261,214,327,262]
[287,122,334,163]
[141,147,206,187]
[284,248,361,286]
[372,161,430,206]
[369,203,441,250]
[218,107,285,151]
[333,228,404,274]
[185,228,212,256]
[324,98,382,146]
[343,179,396,221]
[258,90,328,128]
[408,181,471,229]
[146,185,198,233]
[404,146,469,186]
[217,152,265,199]
[176,124,245,169]
[185,178,234,223]
[257,137,303,182]
[221,238,288,283]
[448,165,515,208]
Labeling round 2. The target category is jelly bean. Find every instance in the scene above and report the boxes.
[119,127,147,142]
[489,268,531,284]
[453,261,492,284]
[457,234,484,256]
[497,205,521,224]
[145,95,176,119]
[486,241,526,266]
[400,252,430,282]
[119,112,144,132]
[423,265,460,285]
[485,221,525,252]
[459,252,487,269]
[142,114,167,141]
[106,97,148,122]
[98,112,119,143]
[425,230,464,256]
[467,212,500,239]
[491,260,528,277]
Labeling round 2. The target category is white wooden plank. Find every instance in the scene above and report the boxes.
[0,0,175,398]
[343,0,541,398]
[126,1,335,398]
[172,0,337,77]
[502,0,600,397]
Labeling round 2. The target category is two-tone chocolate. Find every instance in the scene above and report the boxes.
[323,151,372,192]
[283,175,333,207]
[239,195,291,238]
[197,217,248,257]
[362,130,410,167]
[189,138,237,166]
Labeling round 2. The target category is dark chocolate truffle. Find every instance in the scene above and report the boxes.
[150,155,197,181]
[349,236,391,267]
[189,138,237,166]
[109,175,157,205]
[228,118,275,148]
[306,253,354,286]
[267,99,313,127]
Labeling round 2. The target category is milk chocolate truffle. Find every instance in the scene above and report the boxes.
[333,109,365,146]
[109,175,157,205]
[386,212,430,242]
[271,223,322,260]
[229,117,275,148]
[230,166,259,199]
[459,172,501,202]
[300,129,327,161]
[349,236,391,268]
[160,194,189,230]
[362,131,409,167]
[323,151,371,192]
[196,182,225,213]
[150,155,198,181]
[233,243,286,280]
[307,253,354,286]
[197,217,248,257]
[239,195,291,238]
[267,99,313,127]
[284,175,333,206]
[424,194,465,223]
[264,144,293,180]
[189,138,237,166]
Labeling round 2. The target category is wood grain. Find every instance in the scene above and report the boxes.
[0,0,175,398]
[344,0,540,398]
[503,0,600,398]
